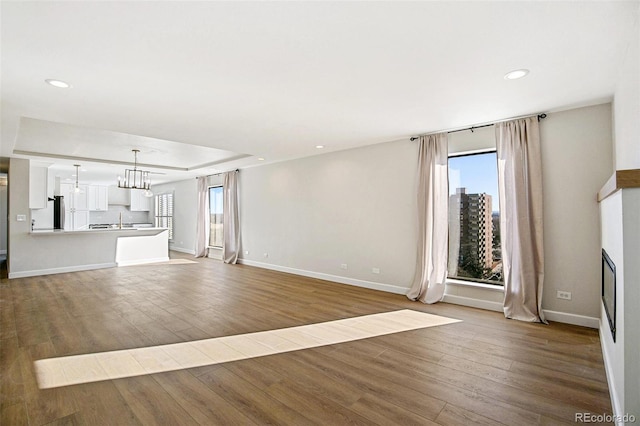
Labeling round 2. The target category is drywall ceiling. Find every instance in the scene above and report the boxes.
[1,1,637,184]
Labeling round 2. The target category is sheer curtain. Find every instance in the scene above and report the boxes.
[496,117,547,323]
[222,171,240,264]
[407,133,449,304]
[195,176,209,258]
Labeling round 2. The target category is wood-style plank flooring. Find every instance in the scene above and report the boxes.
[1,252,611,425]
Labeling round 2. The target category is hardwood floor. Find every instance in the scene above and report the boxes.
[1,252,612,425]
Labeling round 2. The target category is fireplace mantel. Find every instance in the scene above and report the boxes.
[597,169,640,202]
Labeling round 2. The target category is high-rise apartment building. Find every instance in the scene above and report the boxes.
[448,188,494,279]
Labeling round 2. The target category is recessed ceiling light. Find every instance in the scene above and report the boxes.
[257,157,265,161]
[45,79,72,88]
[504,69,529,80]
[315,145,324,149]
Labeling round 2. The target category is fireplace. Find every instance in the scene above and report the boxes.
[602,249,616,342]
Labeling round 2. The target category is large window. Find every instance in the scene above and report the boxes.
[154,192,174,240]
[209,186,223,248]
[448,151,502,285]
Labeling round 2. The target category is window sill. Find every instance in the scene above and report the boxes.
[446,278,504,291]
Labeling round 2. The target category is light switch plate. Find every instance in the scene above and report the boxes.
[17,214,26,222]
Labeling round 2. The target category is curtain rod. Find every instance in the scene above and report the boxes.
[410,113,547,141]
[196,169,239,179]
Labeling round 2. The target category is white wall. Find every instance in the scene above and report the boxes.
[239,139,418,294]
[151,178,198,254]
[600,6,640,420]
[238,103,613,324]
[540,104,613,318]
[600,192,625,418]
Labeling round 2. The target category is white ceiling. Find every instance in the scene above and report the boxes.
[1,1,638,185]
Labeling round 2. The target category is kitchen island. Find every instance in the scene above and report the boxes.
[12,227,170,278]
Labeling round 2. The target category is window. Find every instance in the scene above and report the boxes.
[209,186,223,248]
[448,151,502,285]
[154,192,174,240]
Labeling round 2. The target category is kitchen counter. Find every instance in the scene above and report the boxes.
[115,229,170,266]
[10,228,170,278]
[31,227,167,235]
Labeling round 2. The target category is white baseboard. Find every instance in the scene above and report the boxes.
[169,246,196,255]
[237,259,409,295]
[117,257,170,267]
[441,296,600,329]
[442,294,504,312]
[600,318,624,425]
[542,309,599,329]
[8,262,117,279]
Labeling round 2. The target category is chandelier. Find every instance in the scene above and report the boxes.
[118,149,151,190]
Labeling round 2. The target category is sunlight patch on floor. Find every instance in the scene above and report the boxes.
[34,309,461,389]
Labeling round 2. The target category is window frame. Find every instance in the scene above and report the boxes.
[447,149,503,287]
[208,185,224,249]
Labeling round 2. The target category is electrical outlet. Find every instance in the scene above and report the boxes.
[245,250,250,255]
[557,290,572,300]
[372,267,380,274]
[340,264,348,270]
[263,252,268,258]
[16,214,26,222]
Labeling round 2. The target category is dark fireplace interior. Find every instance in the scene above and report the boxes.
[602,249,616,342]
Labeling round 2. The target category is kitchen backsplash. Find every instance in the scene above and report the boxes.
[90,205,153,225]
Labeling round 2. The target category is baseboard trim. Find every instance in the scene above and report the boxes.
[442,294,504,312]
[237,259,408,295]
[236,260,603,329]
[8,262,117,279]
[542,310,599,329]
[442,296,599,328]
[169,246,195,255]
[600,318,624,425]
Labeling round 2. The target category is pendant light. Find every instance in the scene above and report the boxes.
[73,164,82,193]
[118,149,151,190]
[143,175,154,198]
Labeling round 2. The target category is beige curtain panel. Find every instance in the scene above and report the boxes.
[195,176,210,258]
[222,171,240,264]
[496,117,547,323]
[407,133,449,304]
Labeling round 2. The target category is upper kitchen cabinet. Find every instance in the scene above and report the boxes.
[130,189,151,211]
[88,185,108,211]
[29,166,49,209]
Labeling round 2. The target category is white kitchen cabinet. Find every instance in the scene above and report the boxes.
[88,185,108,211]
[60,183,90,230]
[129,189,151,211]
[29,166,49,209]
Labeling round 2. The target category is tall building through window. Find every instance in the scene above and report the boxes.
[448,152,503,285]
[209,186,223,248]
